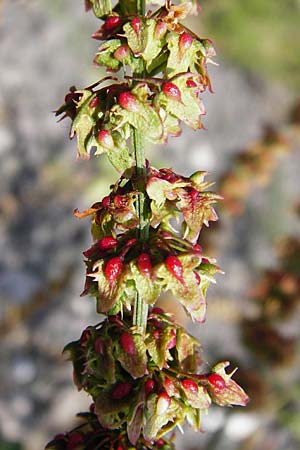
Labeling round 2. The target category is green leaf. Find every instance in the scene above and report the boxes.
[70,90,95,159]
[143,395,180,441]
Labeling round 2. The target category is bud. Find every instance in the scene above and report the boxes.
[155,21,167,39]
[119,91,140,113]
[98,236,118,251]
[114,44,130,62]
[137,253,152,277]
[104,16,122,32]
[112,382,132,400]
[208,373,226,390]
[131,17,141,34]
[181,378,198,395]
[186,79,197,88]
[145,379,156,396]
[104,257,123,285]
[97,129,114,149]
[156,392,171,415]
[89,96,99,108]
[179,32,193,51]
[165,255,184,284]
[120,332,135,355]
[162,82,182,102]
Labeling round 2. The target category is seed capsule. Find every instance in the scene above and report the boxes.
[208,373,226,390]
[162,82,182,102]
[89,96,99,108]
[98,236,118,251]
[137,253,152,277]
[165,255,184,284]
[131,17,141,34]
[166,329,176,350]
[104,257,123,285]
[119,91,140,113]
[104,16,122,32]
[156,392,171,415]
[179,32,193,51]
[120,332,135,355]
[145,379,156,396]
[181,378,199,394]
[155,21,167,39]
[186,79,197,88]
[164,377,175,396]
[97,130,114,149]
[114,44,130,61]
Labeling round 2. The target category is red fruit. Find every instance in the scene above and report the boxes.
[166,329,176,350]
[164,377,175,396]
[155,21,167,39]
[186,79,197,88]
[137,253,152,277]
[165,255,184,284]
[114,44,130,61]
[89,96,99,108]
[194,271,201,285]
[119,91,140,112]
[98,236,118,251]
[152,307,165,315]
[114,194,126,208]
[208,373,226,390]
[112,382,132,400]
[179,32,193,51]
[102,195,111,208]
[80,328,91,347]
[67,432,84,450]
[156,439,165,449]
[94,337,104,354]
[104,16,122,31]
[156,392,171,415]
[97,129,114,149]
[120,332,135,355]
[201,257,210,264]
[145,379,156,396]
[153,330,160,340]
[193,243,202,253]
[162,82,182,102]
[181,378,198,395]
[104,257,123,285]
[131,17,141,34]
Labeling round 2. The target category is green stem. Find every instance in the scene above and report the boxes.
[132,127,149,332]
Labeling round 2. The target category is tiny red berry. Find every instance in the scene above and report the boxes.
[104,257,123,285]
[131,17,141,34]
[120,332,135,355]
[112,382,132,400]
[208,373,226,390]
[114,44,130,61]
[165,255,184,284]
[102,196,111,208]
[202,257,210,264]
[145,379,156,395]
[98,236,118,251]
[193,243,202,252]
[89,96,99,108]
[152,307,165,315]
[119,91,140,113]
[186,79,197,88]
[162,82,182,102]
[137,253,152,277]
[156,439,165,449]
[153,329,160,340]
[104,16,122,31]
[181,378,199,395]
[156,392,171,415]
[179,32,193,51]
[97,129,114,149]
[155,21,167,39]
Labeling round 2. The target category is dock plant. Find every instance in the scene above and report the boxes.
[46,1,248,449]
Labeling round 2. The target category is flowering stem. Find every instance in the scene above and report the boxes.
[132,127,149,332]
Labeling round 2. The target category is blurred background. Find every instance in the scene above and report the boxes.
[0,1,299,450]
